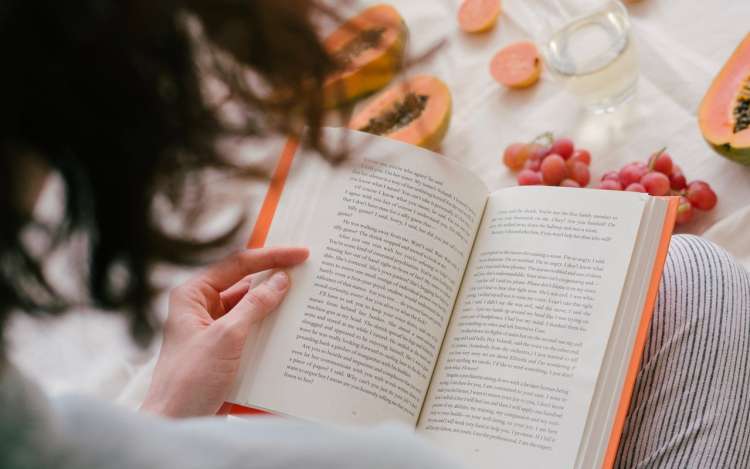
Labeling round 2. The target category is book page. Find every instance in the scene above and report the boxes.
[417,186,649,468]
[228,128,489,426]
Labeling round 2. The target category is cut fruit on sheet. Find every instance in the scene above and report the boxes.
[490,41,542,89]
[698,33,750,165]
[458,0,501,34]
[349,75,452,150]
[323,4,407,108]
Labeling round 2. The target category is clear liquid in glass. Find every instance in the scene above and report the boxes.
[543,2,638,113]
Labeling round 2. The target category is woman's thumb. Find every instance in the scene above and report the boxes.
[216,271,290,332]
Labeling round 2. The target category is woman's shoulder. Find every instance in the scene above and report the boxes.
[3,367,461,469]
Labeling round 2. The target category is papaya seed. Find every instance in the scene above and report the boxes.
[359,93,429,135]
[333,28,387,68]
[734,96,750,133]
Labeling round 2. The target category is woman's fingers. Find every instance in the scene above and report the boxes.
[216,271,291,332]
[147,248,306,419]
[217,275,254,316]
[193,246,308,292]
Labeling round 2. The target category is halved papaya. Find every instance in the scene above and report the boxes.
[490,41,542,89]
[323,4,407,108]
[349,75,452,150]
[698,33,750,165]
[458,0,502,34]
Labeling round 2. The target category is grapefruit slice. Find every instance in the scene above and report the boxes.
[698,33,750,165]
[490,41,542,89]
[458,0,501,34]
[323,4,407,108]
[349,75,452,150]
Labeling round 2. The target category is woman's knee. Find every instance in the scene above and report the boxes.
[646,235,750,355]
[660,235,749,319]
[618,236,750,469]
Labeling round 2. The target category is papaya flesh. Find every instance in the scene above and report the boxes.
[458,0,501,34]
[699,33,750,165]
[349,75,452,150]
[490,41,541,89]
[323,4,407,108]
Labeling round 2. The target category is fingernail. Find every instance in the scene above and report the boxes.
[268,271,289,291]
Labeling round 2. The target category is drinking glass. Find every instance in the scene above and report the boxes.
[514,0,639,113]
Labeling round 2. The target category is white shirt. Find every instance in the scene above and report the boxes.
[0,366,462,469]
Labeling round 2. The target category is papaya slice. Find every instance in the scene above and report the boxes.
[699,33,750,165]
[323,4,407,108]
[349,75,452,150]
[490,41,542,89]
[458,0,501,34]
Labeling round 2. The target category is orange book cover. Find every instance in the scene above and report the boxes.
[221,137,679,469]
[600,195,678,468]
[218,137,298,417]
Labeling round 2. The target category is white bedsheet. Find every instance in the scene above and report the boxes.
[8,0,750,404]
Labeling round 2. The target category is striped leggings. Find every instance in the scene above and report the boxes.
[615,235,750,468]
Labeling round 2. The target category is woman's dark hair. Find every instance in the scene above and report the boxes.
[0,0,340,349]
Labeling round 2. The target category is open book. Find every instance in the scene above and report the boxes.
[227,128,678,469]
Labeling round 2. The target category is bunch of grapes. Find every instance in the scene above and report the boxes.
[596,149,717,225]
[502,137,718,226]
[503,134,591,188]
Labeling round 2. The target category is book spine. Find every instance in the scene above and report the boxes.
[247,138,300,249]
[220,137,300,417]
[601,196,679,468]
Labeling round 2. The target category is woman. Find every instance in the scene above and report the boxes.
[1,1,749,468]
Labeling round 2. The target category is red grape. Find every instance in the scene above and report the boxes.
[550,138,575,160]
[625,182,647,192]
[601,171,620,182]
[670,171,687,191]
[524,157,542,171]
[686,181,717,210]
[530,143,550,160]
[597,180,623,191]
[619,162,649,187]
[649,151,673,175]
[676,196,694,224]
[503,142,528,170]
[569,162,590,186]
[560,179,581,188]
[541,154,568,185]
[569,149,591,166]
[518,169,543,185]
[503,143,549,172]
[641,172,671,196]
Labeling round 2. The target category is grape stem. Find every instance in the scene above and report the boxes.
[648,147,668,170]
[531,132,554,146]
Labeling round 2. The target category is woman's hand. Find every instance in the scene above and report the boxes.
[141,246,309,418]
